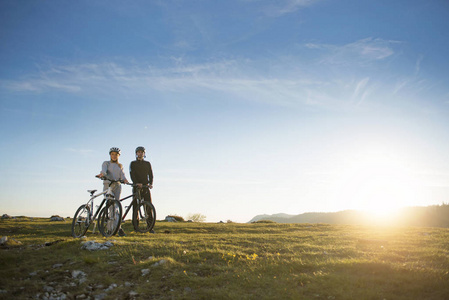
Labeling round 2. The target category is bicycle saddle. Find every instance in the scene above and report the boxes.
[87,190,97,195]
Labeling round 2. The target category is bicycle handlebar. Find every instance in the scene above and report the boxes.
[124,182,150,188]
[95,176,149,188]
[95,175,125,184]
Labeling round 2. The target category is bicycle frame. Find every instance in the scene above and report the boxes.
[116,183,155,233]
[119,185,145,220]
[84,190,108,232]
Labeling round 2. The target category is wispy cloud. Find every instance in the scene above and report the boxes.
[352,77,370,106]
[414,55,424,76]
[2,79,81,93]
[307,38,400,65]
[260,0,319,17]
[0,60,335,108]
[393,80,409,95]
[0,37,424,112]
[0,59,397,112]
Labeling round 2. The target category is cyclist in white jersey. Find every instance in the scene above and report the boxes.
[97,147,129,236]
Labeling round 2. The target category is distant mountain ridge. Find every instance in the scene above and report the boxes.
[248,205,449,228]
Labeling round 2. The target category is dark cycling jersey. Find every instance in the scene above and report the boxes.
[129,160,153,185]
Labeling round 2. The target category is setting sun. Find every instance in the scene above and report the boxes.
[334,145,419,218]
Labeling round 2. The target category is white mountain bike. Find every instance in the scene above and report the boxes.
[71,176,123,238]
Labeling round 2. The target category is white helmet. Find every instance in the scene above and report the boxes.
[109,147,121,155]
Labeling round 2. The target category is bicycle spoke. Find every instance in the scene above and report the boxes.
[71,205,90,238]
[133,201,156,233]
[98,200,122,237]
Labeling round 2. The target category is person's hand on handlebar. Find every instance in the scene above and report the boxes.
[96,174,128,184]
[135,183,152,189]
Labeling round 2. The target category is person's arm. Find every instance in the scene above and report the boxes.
[129,161,137,183]
[120,165,129,184]
[148,162,154,188]
[97,161,108,178]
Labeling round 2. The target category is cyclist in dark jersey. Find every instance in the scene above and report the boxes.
[130,146,154,202]
[129,146,155,233]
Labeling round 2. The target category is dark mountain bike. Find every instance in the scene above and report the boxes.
[115,183,156,233]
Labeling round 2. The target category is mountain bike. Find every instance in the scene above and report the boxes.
[71,177,123,238]
[115,183,156,233]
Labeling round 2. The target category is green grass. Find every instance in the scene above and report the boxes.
[1,218,449,299]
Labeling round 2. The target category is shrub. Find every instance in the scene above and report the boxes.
[251,220,276,224]
[187,213,206,223]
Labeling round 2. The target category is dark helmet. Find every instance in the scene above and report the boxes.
[135,146,146,153]
[109,147,121,155]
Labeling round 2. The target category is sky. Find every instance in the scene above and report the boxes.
[1,0,448,223]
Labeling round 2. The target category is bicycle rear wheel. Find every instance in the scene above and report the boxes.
[71,204,90,238]
[132,201,156,233]
[98,200,122,237]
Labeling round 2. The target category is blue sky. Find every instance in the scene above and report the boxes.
[1,0,448,222]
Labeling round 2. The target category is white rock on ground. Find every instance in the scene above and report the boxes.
[81,241,113,251]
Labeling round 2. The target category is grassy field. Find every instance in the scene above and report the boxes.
[1,218,449,299]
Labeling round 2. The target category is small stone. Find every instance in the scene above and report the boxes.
[153,259,167,267]
[94,293,107,300]
[129,291,138,297]
[72,270,87,279]
[0,236,8,245]
[43,286,54,292]
[52,263,63,268]
[141,269,150,276]
[59,293,67,300]
[81,241,113,251]
[104,283,117,292]
[103,241,113,248]
[165,216,177,222]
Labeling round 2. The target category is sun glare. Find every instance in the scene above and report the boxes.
[334,145,419,219]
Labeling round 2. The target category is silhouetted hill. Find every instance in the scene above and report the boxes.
[249,213,295,223]
[249,204,449,227]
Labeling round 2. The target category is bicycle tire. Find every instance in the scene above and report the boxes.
[71,204,90,238]
[98,200,122,237]
[132,201,156,233]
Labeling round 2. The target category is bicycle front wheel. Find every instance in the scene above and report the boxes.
[132,201,156,233]
[71,204,90,238]
[98,200,122,237]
